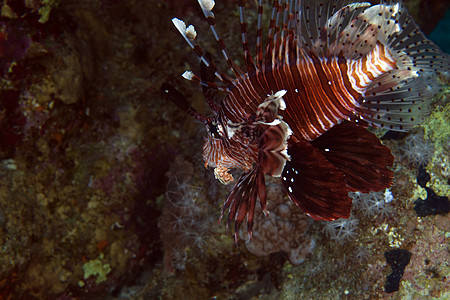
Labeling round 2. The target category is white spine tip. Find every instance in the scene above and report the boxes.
[172,18,197,41]
[279,98,286,110]
[262,119,281,126]
[198,0,215,17]
[172,18,187,35]
[186,25,197,40]
[198,0,215,11]
[182,71,194,80]
[287,127,293,137]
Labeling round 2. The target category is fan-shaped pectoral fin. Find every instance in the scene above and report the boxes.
[219,165,266,243]
[258,120,292,177]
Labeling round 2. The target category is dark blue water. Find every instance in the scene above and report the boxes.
[429,9,450,53]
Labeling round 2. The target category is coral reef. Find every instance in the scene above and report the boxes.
[0,0,448,299]
[82,253,112,285]
[240,181,315,265]
[353,190,394,219]
[401,130,435,167]
[158,157,220,273]
[413,158,450,216]
[414,186,450,217]
[0,0,176,297]
[322,215,360,242]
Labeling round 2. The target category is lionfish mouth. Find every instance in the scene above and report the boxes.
[164,0,449,242]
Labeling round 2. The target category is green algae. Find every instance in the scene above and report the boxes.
[422,103,450,152]
[422,101,450,198]
[82,253,111,284]
[38,0,61,23]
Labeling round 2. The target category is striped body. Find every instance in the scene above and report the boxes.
[347,43,398,94]
[224,53,362,141]
[169,0,449,239]
[214,42,399,171]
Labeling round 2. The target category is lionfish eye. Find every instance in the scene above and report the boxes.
[208,123,221,139]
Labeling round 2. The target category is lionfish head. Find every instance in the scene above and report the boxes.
[160,81,237,183]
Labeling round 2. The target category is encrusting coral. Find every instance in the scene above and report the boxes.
[240,181,315,265]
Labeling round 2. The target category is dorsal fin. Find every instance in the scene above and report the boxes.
[171,18,233,87]
[295,1,449,71]
[197,0,244,78]
[265,0,281,67]
[295,0,361,57]
[172,0,449,133]
[288,0,449,132]
[238,0,257,74]
[255,0,265,69]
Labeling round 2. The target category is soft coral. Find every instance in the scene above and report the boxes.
[401,132,435,166]
[323,216,360,242]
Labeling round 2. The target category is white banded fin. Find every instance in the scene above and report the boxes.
[172,18,187,37]
[359,3,401,34]
[182,71,194,80]
[347,2,371,9]
[198,0,215,17]
[186,25,197,40]
[172,18,197,42]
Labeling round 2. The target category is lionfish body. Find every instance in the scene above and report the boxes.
[165,0,449,240]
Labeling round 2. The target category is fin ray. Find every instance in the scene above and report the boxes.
[360,70,440,130]
[282,140,351,221]
[311,121,394,192]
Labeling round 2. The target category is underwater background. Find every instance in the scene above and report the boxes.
[0,0,448,299]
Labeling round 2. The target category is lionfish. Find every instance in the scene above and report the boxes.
[162,0,449,241]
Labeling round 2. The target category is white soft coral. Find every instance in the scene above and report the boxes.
[323,215,359,242]
[352,190,393,219]
[402,132,435,166]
